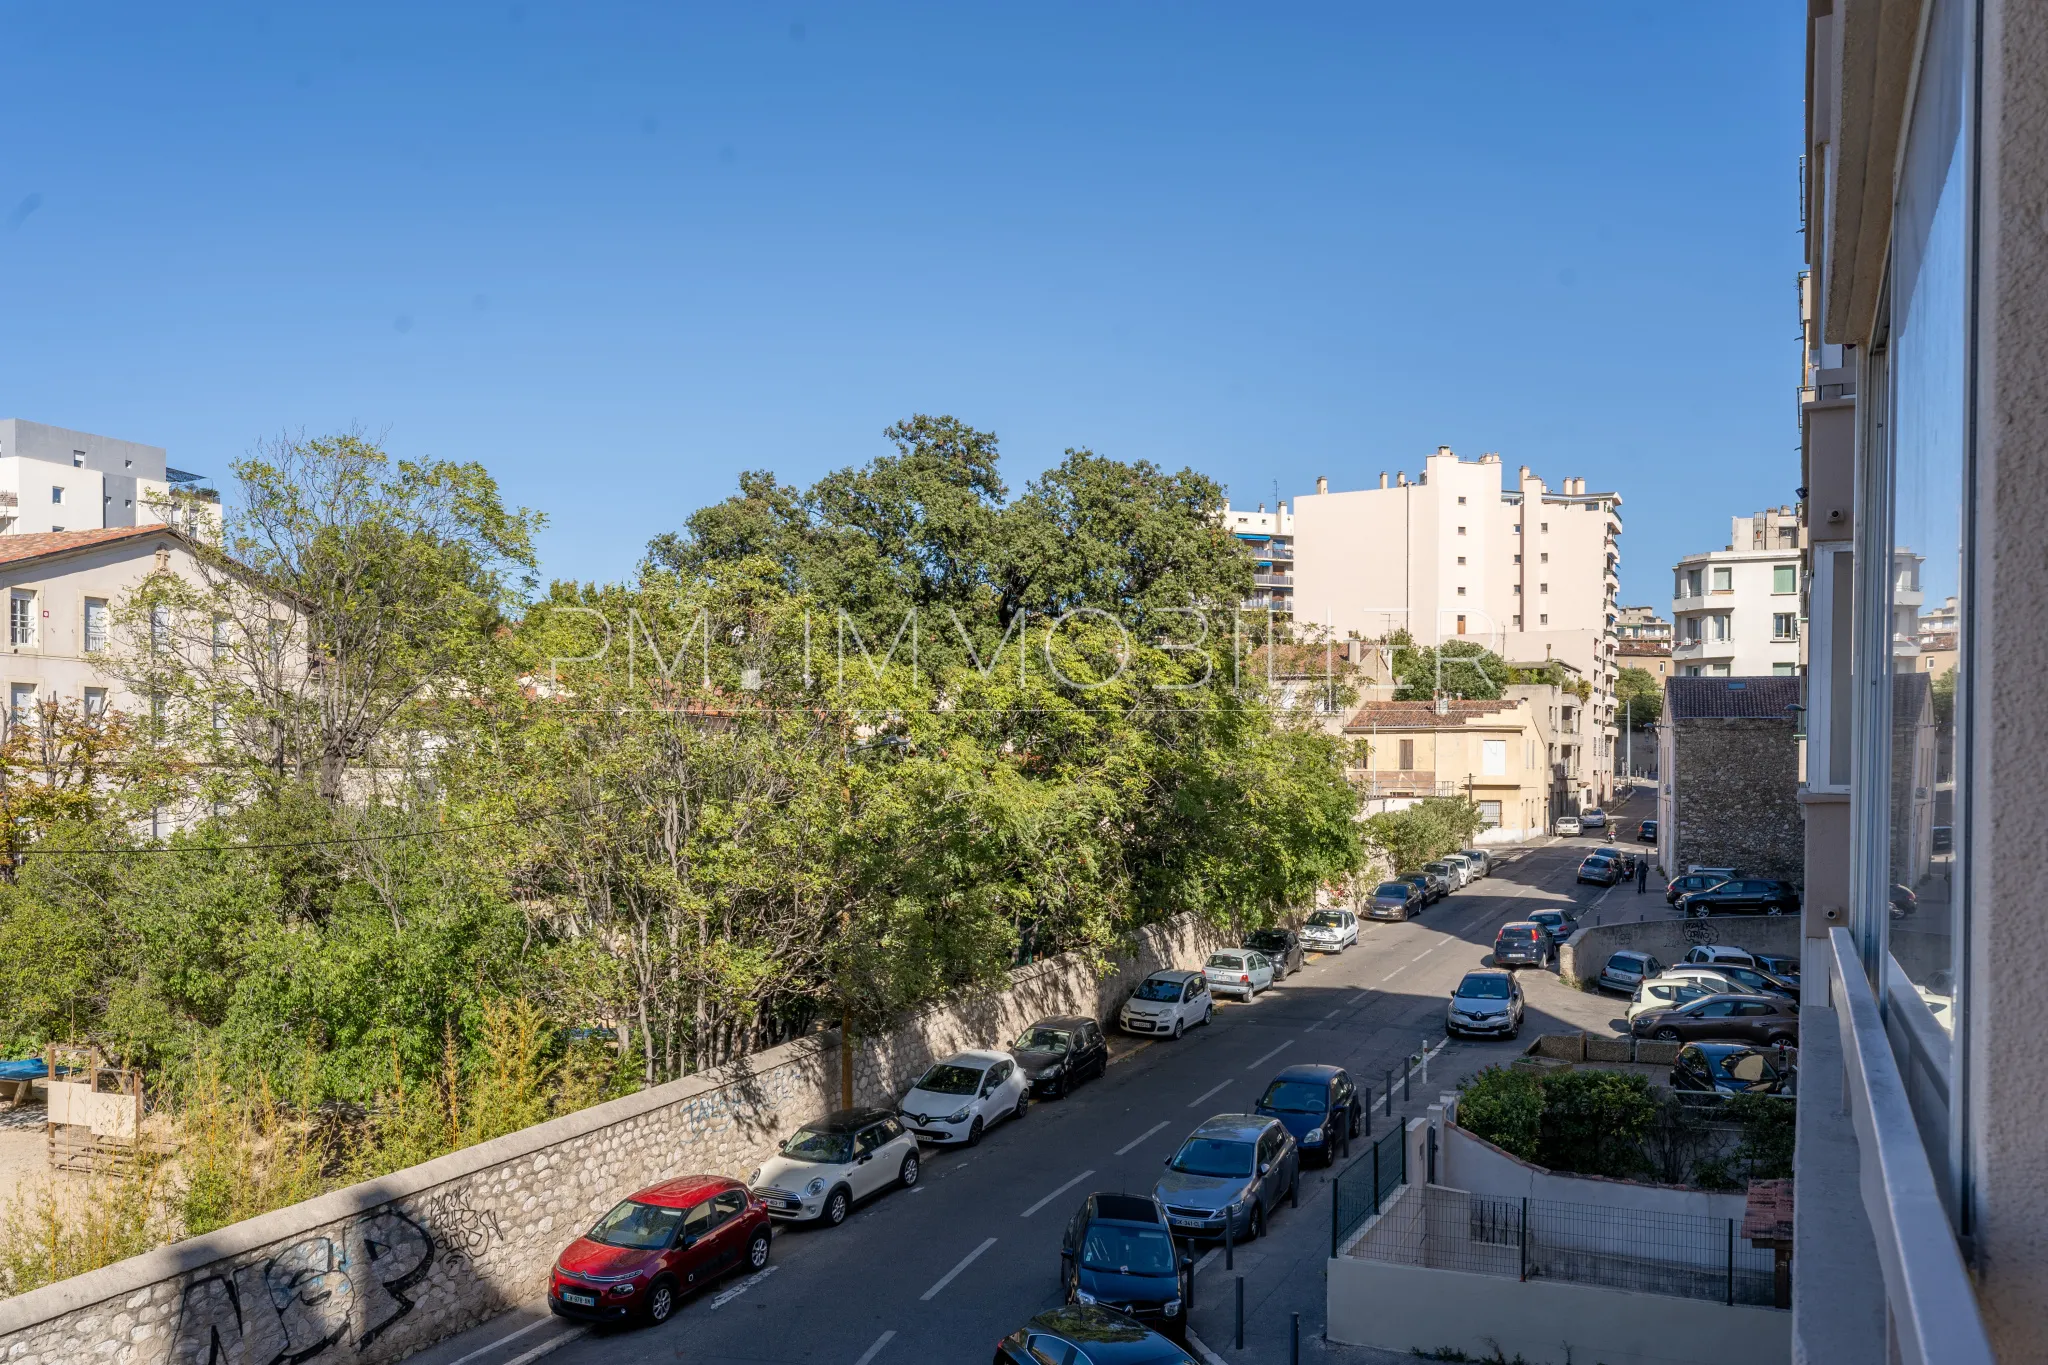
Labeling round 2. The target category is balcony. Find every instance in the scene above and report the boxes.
[1253,571,1293,587]
[1345,769,1458,798]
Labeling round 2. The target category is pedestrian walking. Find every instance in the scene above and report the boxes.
[1635,858,1649,894]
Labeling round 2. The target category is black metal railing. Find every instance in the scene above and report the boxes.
[1328,1123,1407,1256]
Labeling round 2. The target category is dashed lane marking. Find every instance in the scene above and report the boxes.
[500,1329,584,1365]
[1115,1121,1173,1156]
[1244,1040,1294,1071]
[919,1237,998,1300]
[1186,1080,1232,1109]
[1020,1169,1096,1217]
[853,1330,896,1365]
[443,1318,551,1365]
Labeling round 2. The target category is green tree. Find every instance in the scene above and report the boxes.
[1362,797,1485,871]
[1616,665,1664,728]
[1457,1066,1543,1161]
[1390,641,1508,701]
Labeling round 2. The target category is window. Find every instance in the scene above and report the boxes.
[1512,614,1522,626]
[1512,524,1520,534]
[1711,566,1732,592]
[1540,552,1549,563]
[1539,614,1548,625]
[1512,584,1522,594]
[1455,614,1466,633]
[71,451,84,468]
[83,686,106,717]
[1687,568,1703,597]
[83,598,108,653]
[1477,799,1501,827]
[1711,614,1731,641]
[1772,613,1799,640]
[1684,617,1702,642]
[8,591,34,648]
[1398,738,1415,770]
[1540,521,1549,533]
[1481,739,1506,776]
[8,683,34,728]
[48,526,61,533]
[150,606,169,652]
[1456,586,1466,596]
[1684,665,1701,677]
[49,487,63,505]
[1456,556,1466,565]
[1773,564,1798,594]
[1456,525,1467,536]
[1456,495,1467,505]
[1773,662,1798,677]
[212,617,230,662]
[1513,554,1522,564]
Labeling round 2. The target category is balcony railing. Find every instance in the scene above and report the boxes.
[1253,572,1293,587]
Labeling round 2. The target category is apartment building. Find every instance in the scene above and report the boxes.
[1669,511,1805,677]
[1290,448,1621,806]
[1791,0,2045,1358]
[1614,604,1671,644]
[1222,500,1294,611]
[1341,684,1572,843]
[0,419,217,535]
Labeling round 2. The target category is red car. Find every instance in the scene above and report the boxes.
[549,1176,772,1326]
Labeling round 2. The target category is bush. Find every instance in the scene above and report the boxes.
[1456,1066,1543,1161]
[1459,1065,1659,1180]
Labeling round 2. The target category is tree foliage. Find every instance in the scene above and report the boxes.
[1362,797,1485,872]
[1616,665,1664,727]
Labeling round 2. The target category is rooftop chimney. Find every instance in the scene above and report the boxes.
[1396,472,1408,487]
[1519,465,1531,481]
[1258,502,1266,513]
[1480,452,1501,465]
[1437,445,1453,458]
[1316,475,1329,495]
[1379,472,1389,489]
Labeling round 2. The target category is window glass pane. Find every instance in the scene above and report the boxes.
[1887,0,1967,1049]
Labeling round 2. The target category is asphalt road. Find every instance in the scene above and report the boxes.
[408,821,1650,1365]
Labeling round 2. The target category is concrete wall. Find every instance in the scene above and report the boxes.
[1557,915,1805,989]
[1326,1257,1790,1365]
[1669,716,1802,882]
[0,915,1227,1365]
[1438,1124,1747,1228]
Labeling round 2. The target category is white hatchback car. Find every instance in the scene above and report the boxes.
[1300,908,1360,952]
[751,1107,921,1227]
[1627,977,1723,1022]
[1119,970,1214,1039]
[1204,949,1275,1000]
[896,1050,1030,1146]
[1554,815,1582,837]
[1683,944,1759,970]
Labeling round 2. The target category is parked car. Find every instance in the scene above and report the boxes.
[1630,993,1801,1046]
[1424,859,1466,891]
[1525,908,1576,945]
[1576,854,1623,886]
[1626,977,1722,1023]
[1253,1063,1363,1166]
[1458,848,1493,878]
[1683,944,1759,970]
[1753,953,1802,987]
[1241,928,1305,980]
[1445,969,1524,1038]
[1059,1194,1195,1342]
[1119,971,1214,1039]
[1637,818,1659,844]
[1421,869,1450,900]
[1596,949,1665,995]
[1677,879,1802,917]
[1153,1115,1299,1243]
[1364,881,1422,922]
[995,1304,1197,1365]
[1890,883,1919,918]
[1493,922,1552,969]
[1401,873,1441,906]
[750,1108,920,1227]
[1203,949,1275,1000]
[1010,1017,1109,1099]
[1694,961,1799,1000]
[1665,872,1732,905]
[1301,907,1362,949]
[1932,825,1954,853]
[1554,815,1582,837]
[550,1176,772,1325]
[1671,1042,1796,1096]
[897,1050,1030,1145]
[1653,966,1747,996]
[1579,808,1608,830]
[1441,853,1476,886]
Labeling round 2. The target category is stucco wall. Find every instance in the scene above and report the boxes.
[1556,915,1804,989]
[1325,1257,1790,1365]
[0,914,1228,1365]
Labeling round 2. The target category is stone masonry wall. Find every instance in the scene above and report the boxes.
[1670,716,1802,883]
[0,914,1229,1365]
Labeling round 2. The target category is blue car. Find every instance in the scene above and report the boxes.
[1252,1063,1363,1168]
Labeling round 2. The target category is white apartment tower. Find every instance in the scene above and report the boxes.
[1669,509,1804,678]
[1289,447,1621,807]
[0,419,215,535]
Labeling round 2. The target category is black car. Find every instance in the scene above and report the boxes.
[997,1304,1195,1365]
[1058,1194,1194,1342]
[1493,922,1552,969]
[1241,928,1306,980]
[1637,818,1659,844]
[1402,873,1440,906]
[1671,1042,1796,1096]
[1665,872,1733,905]
[1253,1063,1363,1167]
[1010,1017,1109,1099]
[1676,878,1802,918]
[1575,854,1622,886]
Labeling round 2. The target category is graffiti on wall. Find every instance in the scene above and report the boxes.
[413,1191,503,1268]
[165,1209,434,1365]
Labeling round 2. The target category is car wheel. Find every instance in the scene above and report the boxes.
[1013,1091,1030,1122]
[1055,1072,1070,1099]
[1349,1105,1363,1139]
[1767,1033,1797,1047]
[1172,1018,1185,1041]
[967,1116,985,1147]
[1654,1027,1682,1042]
[744,1228,772,1272]
[1247,1203,1265,1241]
[899,1152,920,1188]
[1767,906,1784,916]
[645,1276,678,1325]
[1204,1003,1214,1027]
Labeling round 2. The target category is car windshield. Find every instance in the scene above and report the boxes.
[1457,975,1512,999]
[1500,928,1537,941]
[1373,883,1412,898]
[780,1127,854,1164]
[1170,1138,1255,1178]
[1206,953,1244,970]
[1015,1027,1071,1052]
[1306,911,1344,927]
[1245,932,1287,951]
[1606,954,1645,972]
[912,1064,985,1096]
[1080,1224,1177,1275]
[1134,977,1183,1002]
[1258,1080,1329,1113]
[587,1199,685,1250]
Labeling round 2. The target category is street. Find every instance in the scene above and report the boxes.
[407,827,1649,1365]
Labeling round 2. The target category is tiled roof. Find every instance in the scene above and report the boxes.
[1342,699,1521,732]
[0,525,179,567]
[1666,675,1803,719]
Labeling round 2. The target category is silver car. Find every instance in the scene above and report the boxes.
[1597,949,1664,994]
[1446,969,1524,1039]
[1153,1115,1299,1243]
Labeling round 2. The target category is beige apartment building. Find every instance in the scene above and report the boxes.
[1341,685,1574,844]
[1291,447,1621,807]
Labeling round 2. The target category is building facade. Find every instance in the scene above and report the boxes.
[1791,0,2046,1358]
[1653,675,1803,882]
[1222,500,1294,612]
[1290,447,1620,806]
[1342,687,1571,844]
[1669,511,1805,678]
[0,419,216,536]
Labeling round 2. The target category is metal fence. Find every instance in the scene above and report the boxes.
[1346,1185,1779,1307]
[1328,1124,1407,1256]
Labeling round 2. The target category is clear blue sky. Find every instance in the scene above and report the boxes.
[0,4,1804,607]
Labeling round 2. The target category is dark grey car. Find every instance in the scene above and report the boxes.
[1152,1115,1299,1243]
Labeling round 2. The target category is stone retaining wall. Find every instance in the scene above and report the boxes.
[1557,915,1805,990]
[0,914,1228,1365]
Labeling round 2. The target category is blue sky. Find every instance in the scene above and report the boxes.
[0,4,1804,606]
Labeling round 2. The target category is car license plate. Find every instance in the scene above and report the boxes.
[1170,1215,1203,1227]
[561,1291,597,1307]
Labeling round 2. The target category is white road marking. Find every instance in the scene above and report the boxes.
[1323,1007,1342,1019]
[920,1236,998,1300]
[1244,1040,1294,1070]
[854,1329,897,1365]
[1351,989,1373,1004]
[501,1329,585,1365]
[443,1318,551,1365]
[1115,1121,1172,1156]
[1021,1169,1097,1217]
[1186,1080,1232,1109]
[710,1263,777,1309]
